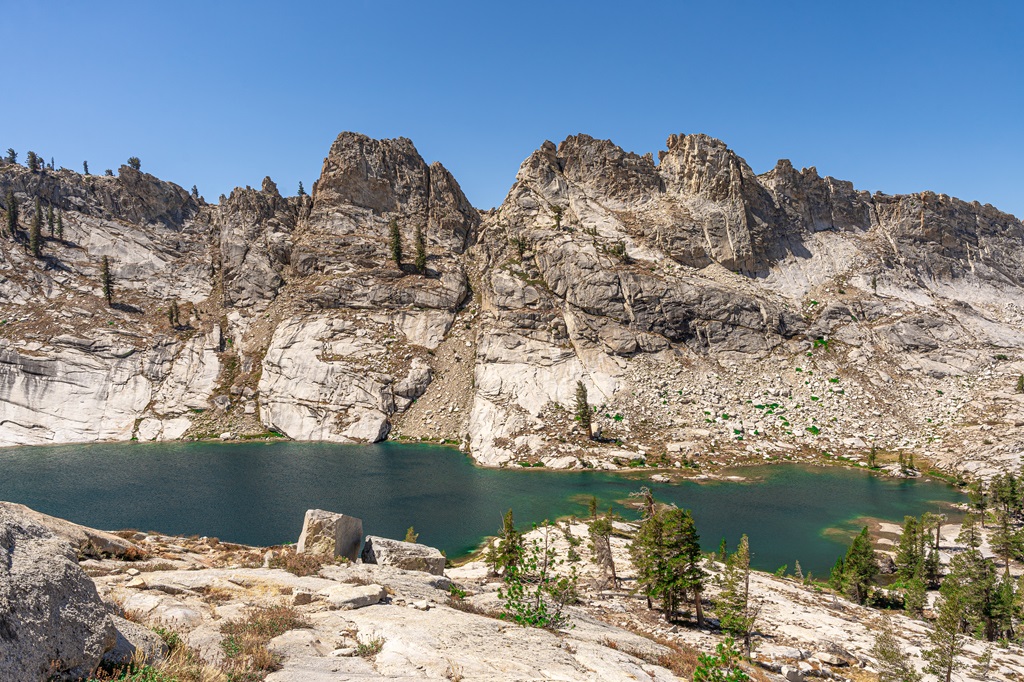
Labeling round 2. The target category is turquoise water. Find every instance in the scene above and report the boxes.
[0,441,963,576]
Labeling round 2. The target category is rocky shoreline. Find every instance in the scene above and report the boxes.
[3,498,1022,681]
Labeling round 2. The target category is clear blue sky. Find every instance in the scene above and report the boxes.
[3,1,1022,217]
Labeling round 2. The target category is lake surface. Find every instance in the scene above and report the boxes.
[0,441,964,576]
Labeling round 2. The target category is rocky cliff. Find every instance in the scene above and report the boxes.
[1,131,1021,478]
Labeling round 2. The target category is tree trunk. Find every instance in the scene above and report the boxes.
[694,588,704,626]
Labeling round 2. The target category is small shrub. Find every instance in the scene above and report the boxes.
[151,626,182,652]
[693,637,750,682]
[356,634,385,658]
[499,523,579,629]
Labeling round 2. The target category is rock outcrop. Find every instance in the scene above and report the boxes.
[0,504,116,680]
[1,131,1023,478]
[360,536,446,576]
[11,504,1011,682]
[296,509,364,561]
[0,502,143,559]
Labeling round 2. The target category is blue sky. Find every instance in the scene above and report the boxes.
[3,1,1022,217]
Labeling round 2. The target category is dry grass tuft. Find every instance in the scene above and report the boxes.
[445,596,501,619]
[196,585,238,605]
[120,544,150,562]
[219,604,311,680]
[90,635,225,682]
[444,658,465,681]
[267,546,345,576]
[601,634,700,678]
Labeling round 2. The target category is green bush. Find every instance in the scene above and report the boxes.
[692,638,749,682]
[498,522,579,629]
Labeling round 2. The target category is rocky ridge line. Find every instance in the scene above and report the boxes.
[0,131,1021,478]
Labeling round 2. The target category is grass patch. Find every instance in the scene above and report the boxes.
[268,546,346,576]
[219,605,310,680]
[925,468,965,486]
[88,633,220,682]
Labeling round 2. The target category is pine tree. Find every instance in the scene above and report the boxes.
[29,197,42,257]
[793,560,803,581]
[49,156,54,170]
[662,507,706,625]
[921,512,944,585]
[718,538,728,562]
[924,590,966,682]
[574,380,592,439]
[828,556,845,592]
[168,300,180,328]
[957,512,982,549]
[83,160,89,175]
[388,219,403,270]
[992,572,1017,642]
[991,473,1021,519]
[871,617,922,682]
[55,211,63,240]
[297,181,305,197]
[843,527,878,604]
[941,551,982,636]
[5,149,15,163]
[588,517,616,589]
[629,495,665,610]
[191,185,198,199]
[414,223,427,274]
[895,516,922,579]
[404,526,418,543]
[968,481,988,522]
[127,157,141,171]
[587,495,598,519]
[46,204,54,236]
[717,534,757,657]
[101,256,113,305]
[4,190,17,237]
[26,151,40,172]
[904,568,927,618]
[991,509,1020,576]
[923,547,941,589]
[488,509,523,575]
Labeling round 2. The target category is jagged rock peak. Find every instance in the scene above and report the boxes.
[261,176,281,198]
[309,131,478,253]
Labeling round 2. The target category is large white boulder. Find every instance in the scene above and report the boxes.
[360,536,446,576]
[0,504,117,680]
[296,509,363,562]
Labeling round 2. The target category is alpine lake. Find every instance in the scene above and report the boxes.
[0,441,965,577]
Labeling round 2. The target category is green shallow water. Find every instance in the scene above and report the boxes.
[0,441,963,576]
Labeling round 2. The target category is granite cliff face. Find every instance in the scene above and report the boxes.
[1,132,1021,478]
